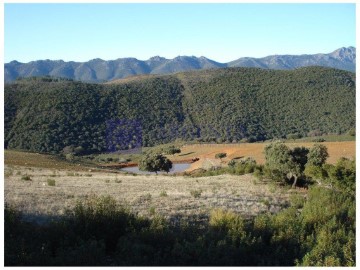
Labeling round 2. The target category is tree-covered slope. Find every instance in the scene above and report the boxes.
[4,66,355,154]
[180,67,355,142]
[5,76,185,153]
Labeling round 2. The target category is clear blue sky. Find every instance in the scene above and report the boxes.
[4,3,356,63]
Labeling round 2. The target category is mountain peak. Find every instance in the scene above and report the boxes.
[4,47,356,83]
[148,56,166,61]
[330,47,356,61]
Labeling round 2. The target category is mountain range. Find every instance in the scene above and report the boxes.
[4,47,356,83]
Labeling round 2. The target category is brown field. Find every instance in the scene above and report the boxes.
[169,141,356,171]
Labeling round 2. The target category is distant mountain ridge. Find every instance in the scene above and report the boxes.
[5,47,355,83]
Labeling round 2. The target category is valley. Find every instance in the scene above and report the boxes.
[4,66,356,266]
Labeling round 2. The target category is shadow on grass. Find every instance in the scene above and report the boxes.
[178,152,195,157]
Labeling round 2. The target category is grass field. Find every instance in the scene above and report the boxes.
[4,164,294,224]
[4,150,93,171]
[4,140,354,224]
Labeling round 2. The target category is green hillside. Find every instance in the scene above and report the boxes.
[4,67,355,154]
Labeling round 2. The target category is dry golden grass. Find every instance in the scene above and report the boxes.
[4,150,92,171]
[4,164,293,223]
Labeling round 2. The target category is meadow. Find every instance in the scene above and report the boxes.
[4,139,355,266]
[4,140,354,223]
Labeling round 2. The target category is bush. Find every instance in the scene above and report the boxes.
[347,128,355,136]
[312,138,326,142]
[209,209,245,232]
[229,157,257,175]
[65,153,75,161]
[215,153,227,160]
[21,174,32,181]
[47,179,56,186]
[190,189,202,198]
[163,146,181,155]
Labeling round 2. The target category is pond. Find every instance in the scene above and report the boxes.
[121,163,192,175]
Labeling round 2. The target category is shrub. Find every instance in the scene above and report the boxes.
[312,138,326,142]
[347,128,355,136]
[228,159,236,167]
[209,208,245,232]
[21,174,32,181]
[65,153,75,161]
[215,153,227,160]
[190,189,202,198]
[163,145,181,155]
[149,206,156,215]
[230,157,257,175]
[47,178,56,186]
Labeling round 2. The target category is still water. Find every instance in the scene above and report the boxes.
[121,163,191,175]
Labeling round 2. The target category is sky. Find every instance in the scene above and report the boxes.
[4,3,356,63]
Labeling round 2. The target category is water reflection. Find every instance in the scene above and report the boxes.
[121,163,191,174]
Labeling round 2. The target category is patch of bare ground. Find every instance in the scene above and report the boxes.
[178,141,355,171]
[4,165,294,225]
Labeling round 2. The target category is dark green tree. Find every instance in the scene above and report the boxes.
[264,142,309,188]
[139,153,172,174]
[290,146,309,172]
[307,144,329,167]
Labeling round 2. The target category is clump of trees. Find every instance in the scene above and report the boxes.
[139,153,172,174]
[263,142,328,188]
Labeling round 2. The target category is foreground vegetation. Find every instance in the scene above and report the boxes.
[5,66,355,154]
[4,142,355,266]
[5,177,355,266]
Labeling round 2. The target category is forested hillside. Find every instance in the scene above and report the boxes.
[4,66,355,154]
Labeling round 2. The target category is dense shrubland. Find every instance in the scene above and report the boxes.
[5,67,355,154]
